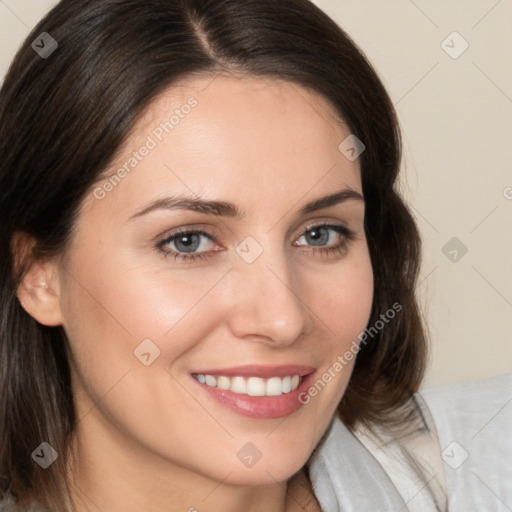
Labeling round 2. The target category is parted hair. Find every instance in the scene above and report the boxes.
[0,0,427,509]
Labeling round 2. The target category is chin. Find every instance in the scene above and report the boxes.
[208,450,311,488]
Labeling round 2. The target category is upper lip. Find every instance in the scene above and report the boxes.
[191,365,316,378]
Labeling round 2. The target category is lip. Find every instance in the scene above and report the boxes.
[190,365,317,420]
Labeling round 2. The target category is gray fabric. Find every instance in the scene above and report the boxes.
[420,373,512,512]
[307,417,409,511]
[307,374,512,511]
[352,394,448,511]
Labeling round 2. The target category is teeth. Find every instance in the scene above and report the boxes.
[282,376,292,393]
[265,377,283,396]
[247,377,265,396]
[231,376,246,394]
[217,376,231,390]
[193,373,302,396]
[204,375,217,387]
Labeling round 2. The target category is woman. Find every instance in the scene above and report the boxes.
[0,0,509,511]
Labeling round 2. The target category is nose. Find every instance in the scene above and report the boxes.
[224,245,310,347]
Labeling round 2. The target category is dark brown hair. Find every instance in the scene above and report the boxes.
[0,0,426,509]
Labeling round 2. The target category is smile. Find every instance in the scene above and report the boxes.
[189,365,316,419]
[192,374,301,396]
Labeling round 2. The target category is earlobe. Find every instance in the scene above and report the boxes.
[13,233,64,327]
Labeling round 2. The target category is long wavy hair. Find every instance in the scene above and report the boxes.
[0,0,427,509]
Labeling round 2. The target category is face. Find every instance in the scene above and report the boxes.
[52,75,373,487]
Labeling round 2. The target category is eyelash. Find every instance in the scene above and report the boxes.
[157,223,356,263]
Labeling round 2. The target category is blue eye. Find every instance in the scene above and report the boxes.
[157,223,355,263]
[296,225,348,247]
[293,224,355,259]
[158,229,216,261]
[167,232,204,253]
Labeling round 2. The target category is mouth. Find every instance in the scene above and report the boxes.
[192,373,303,396]
[190,365,316,419]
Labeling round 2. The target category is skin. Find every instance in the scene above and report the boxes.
[18,74,373,512]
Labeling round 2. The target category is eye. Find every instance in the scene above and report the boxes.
[158,228,219,262]
[293,223,355,257]
[295,224,344,247]
[157,223,355,263]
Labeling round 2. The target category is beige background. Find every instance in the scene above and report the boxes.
[1,0,511,388]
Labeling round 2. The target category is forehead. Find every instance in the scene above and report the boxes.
[89,73,362,219]
[136,72,346,138]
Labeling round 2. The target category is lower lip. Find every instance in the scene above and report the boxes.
[191,373,316,420]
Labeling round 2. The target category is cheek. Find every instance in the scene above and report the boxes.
[299,250,374,403]
[59,248,233,383]
[61,237,373,385]
[59,254,235,458]
[309,252,374,342]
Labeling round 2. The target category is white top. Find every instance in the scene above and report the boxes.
[308,373,512,511]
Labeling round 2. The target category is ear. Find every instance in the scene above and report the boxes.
[13,232,64,327]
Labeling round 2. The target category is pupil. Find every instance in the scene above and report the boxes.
[306,228,328,246]
[175,234,200,252]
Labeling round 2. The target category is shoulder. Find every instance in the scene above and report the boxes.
[352,396,447,512]
[419,373,512,511]
[307,415,411,510]
[419,372,512,448]
[352,373,512,511]
[420,372,512,411]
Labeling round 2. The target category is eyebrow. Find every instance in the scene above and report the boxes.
[128,188,364,221]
